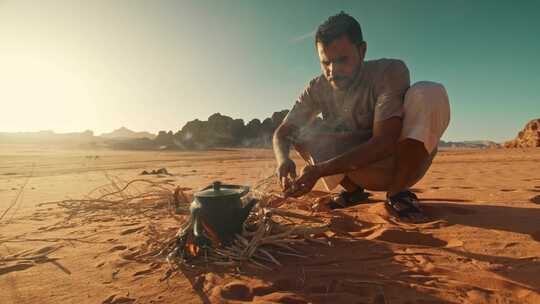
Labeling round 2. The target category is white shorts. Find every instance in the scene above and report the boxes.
[320,81,451,191]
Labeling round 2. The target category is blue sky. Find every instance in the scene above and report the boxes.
[0,0,538,142]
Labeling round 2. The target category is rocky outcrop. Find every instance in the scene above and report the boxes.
[163,111,289,149]
[504,118,540,148]
[175,113,245,149]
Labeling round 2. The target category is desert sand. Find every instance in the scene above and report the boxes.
[1,144,539,304]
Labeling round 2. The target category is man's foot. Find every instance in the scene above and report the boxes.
[327,188,371,209]
[385,191,426,222]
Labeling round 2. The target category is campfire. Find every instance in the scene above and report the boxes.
[162,179,332,271]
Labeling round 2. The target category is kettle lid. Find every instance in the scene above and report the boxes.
[195,181,249,198]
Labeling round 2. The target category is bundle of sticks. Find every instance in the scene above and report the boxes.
[37,176,191,224]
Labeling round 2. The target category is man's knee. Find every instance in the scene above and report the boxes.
[402,81,450,154]
[405,81,451,129]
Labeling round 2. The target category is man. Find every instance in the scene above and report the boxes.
[273,12,450,222]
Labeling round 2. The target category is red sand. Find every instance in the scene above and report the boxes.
[1,145,539,303]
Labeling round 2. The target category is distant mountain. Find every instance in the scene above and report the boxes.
[100,127,155,140]
[0,130,96,145]
[438,140,500,149]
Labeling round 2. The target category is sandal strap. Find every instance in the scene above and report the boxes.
[386,191,421,217]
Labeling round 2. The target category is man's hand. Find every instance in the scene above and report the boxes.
[276,158,297,191]
[284,164,321,198]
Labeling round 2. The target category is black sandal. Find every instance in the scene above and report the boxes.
[385,191,424,220]
[327,188,371,209]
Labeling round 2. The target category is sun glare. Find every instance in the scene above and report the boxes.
[0,52,96,133]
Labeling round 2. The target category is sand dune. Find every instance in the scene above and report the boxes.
[1,145,539,303]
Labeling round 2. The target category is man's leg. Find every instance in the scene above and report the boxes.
[341,81,449,219]
[387,138,429,197]
[384,81,451,220]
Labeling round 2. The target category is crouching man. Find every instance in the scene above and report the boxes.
[273,12,450,222]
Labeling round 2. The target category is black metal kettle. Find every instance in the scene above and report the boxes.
[190,181,257,246]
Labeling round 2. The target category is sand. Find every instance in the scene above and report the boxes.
[1,144,539,304]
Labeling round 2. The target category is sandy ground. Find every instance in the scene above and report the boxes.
[1,144,539,304]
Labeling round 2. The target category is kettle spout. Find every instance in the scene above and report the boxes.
[239,198,258,223]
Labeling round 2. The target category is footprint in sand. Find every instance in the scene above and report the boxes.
[530,195,540,204]
[218,281,252,301]
[367,228,447,247]
[500,189,516,192]
[216,279,299,302]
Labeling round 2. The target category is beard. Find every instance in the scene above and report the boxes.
[329,77,352,90]
[328,63,362,91]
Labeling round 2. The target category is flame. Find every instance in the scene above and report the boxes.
[185,234,200,257]
[183,220,222,257]
[201,220,221,247]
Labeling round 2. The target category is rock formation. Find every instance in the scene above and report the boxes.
[504,118,540,148]
[160,110,290,149]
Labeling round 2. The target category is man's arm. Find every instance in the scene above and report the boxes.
[273,122,301,190]
[314,117,402,177]
[272,123,297,164]
[273,77,323,189]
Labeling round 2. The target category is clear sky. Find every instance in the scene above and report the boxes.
[0,0,538,142]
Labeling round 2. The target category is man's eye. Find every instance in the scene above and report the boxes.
[322,61,330,66]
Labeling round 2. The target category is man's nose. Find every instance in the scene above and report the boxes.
[327,63,336,77]
[327,63,342,78]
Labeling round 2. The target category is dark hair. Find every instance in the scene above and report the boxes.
[315,11,364,46]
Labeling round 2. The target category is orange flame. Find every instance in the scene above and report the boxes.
[201,220,221,247]
[184,220,222,257]
[185,234,200,257]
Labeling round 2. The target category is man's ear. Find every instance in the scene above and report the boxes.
[357,41,367,61]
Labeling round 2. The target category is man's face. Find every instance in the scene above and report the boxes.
[317,35,366,91]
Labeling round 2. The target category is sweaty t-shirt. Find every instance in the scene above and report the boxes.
[283,58,410,137]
